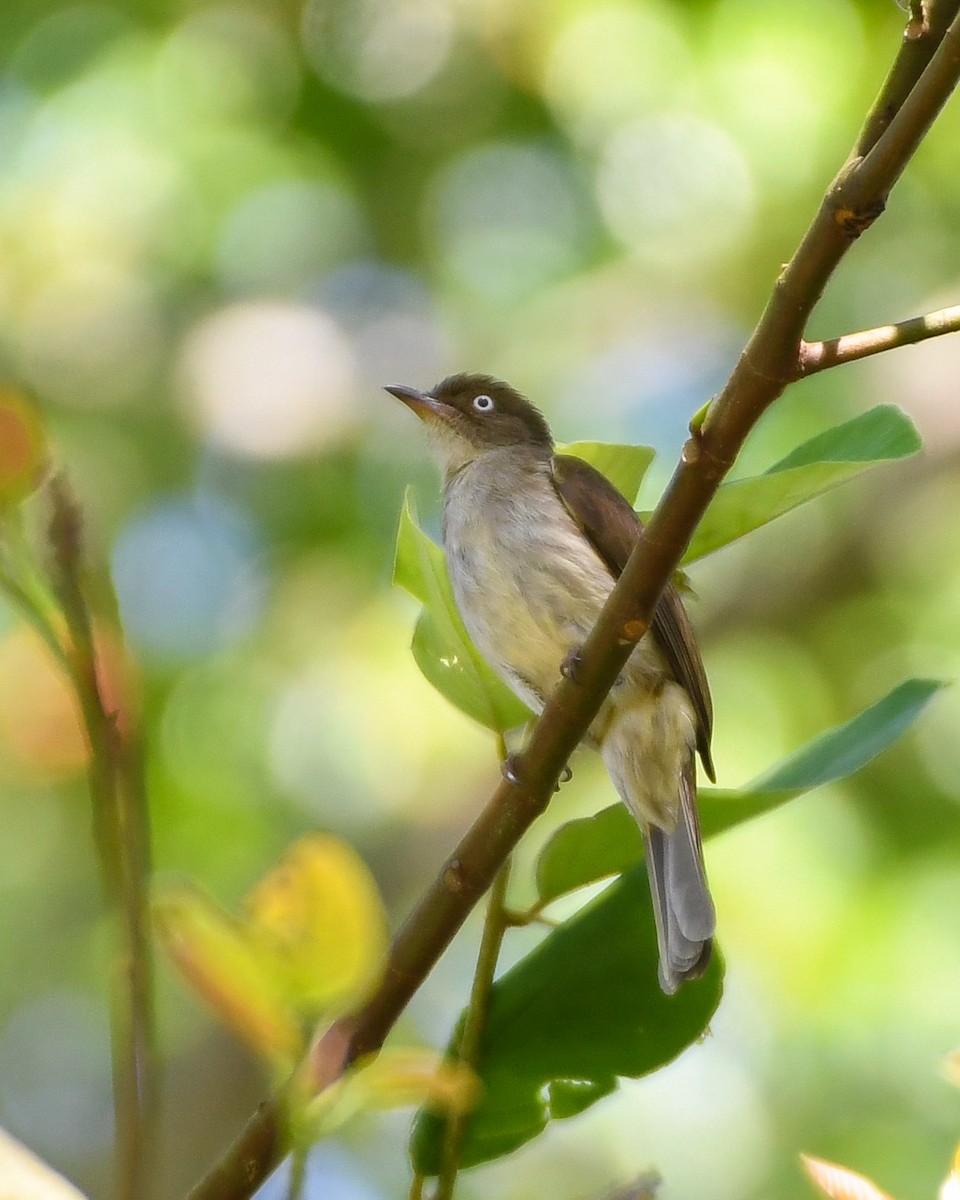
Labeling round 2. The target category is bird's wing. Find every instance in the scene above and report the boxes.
[550,453,714,780]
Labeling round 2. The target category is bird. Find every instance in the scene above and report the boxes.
[386,373,715,994]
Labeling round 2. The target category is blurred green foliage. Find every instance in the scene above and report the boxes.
[0,1,959,1199]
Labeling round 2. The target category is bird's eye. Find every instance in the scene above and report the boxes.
[472,394,495,413]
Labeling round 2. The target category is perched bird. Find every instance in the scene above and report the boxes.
[386,373,715,993]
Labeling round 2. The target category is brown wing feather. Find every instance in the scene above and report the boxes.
[550,453,714,780]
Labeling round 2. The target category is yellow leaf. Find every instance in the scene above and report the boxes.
[801,1154,896,1200]
[303,1050,479,1136]
[352,1050,480,1114]
[0,388,47,511]
[943,1049,960,1089]
[245,834,388,1018]
[154,882,303,1067]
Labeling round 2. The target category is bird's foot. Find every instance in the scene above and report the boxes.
[554,764,573,792]
[501,753,523,787]
[560,646,584,684]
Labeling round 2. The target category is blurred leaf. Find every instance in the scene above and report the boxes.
[767,405,919,470]
[748,678,943,792]
[0,1128,88,1199]
[536,679,944,906]
[394,491,530,731]
[558,442,656,505]
[801,1154,896,1200]
[306,1049,479,1137]
[681,406,920,562]
[245,833,389,1019]
[410,868,722,1173]
[0,388,47,512]
[154,882,302,1067]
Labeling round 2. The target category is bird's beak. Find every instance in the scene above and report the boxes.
[384,384,450,422]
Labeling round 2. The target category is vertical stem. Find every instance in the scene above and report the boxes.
[433,732,514,1200]
[47,478,158,1200]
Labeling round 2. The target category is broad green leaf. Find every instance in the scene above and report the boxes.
[535,679,944,906]
[747,677,943,793]
[767,404,919,471]
[558,442,655,505]
[410,868,723,1173]
[154,883,302,1067]
[681,405,920,563]
[393,492,530,731]
[245,834,388,1018]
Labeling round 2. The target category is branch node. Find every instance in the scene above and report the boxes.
[621,618,649,644]
[443,859,467,894]
[680,436,701,466]
[835,198,886,239]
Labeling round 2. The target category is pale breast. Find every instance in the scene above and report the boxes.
[442,452,628,711]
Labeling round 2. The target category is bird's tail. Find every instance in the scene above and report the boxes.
[642,765,715,994]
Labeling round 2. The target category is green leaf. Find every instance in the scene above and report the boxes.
[393,492,530,732]
[681,405,920,562]
[535,679,945,906]
[766,404,920,471]
[747,677,944,793]
[409,869,723,1174]
[557,442,655,505]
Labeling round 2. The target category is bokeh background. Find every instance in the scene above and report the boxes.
[1,0,959,1196]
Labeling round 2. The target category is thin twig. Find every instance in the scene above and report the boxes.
[800,303,960,374]
[47,477,158,1200]
[434,854,512,1200]
[0,563,70,672]
[184,11,960,1199]
[857,0,958,154]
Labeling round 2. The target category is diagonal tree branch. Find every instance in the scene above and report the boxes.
[185,8,960,1199]
[800,303,960,374]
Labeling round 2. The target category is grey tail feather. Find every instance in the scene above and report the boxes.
[643,767,715,995]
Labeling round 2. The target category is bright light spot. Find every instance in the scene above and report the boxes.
[179,301,356,458]
[0,626,129,781]
[596,114,754,268]
[707,0,864,189]
[268,596,489,825]
[0,992,113,1158]
[429,141,587,300]
[314,261,452,390]
[19,266,164,408]
[301,0,453,102]
[217,180,366,296]
[112,495,264,659]
[154,3,301,124]
[557,314,736,449]
[542,3,693,145]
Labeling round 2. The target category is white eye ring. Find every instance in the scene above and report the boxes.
[472,394,495,412]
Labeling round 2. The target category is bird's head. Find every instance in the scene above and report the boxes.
[385,373,553,476]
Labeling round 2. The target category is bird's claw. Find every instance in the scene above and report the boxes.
[553,764,573,792]
[501,753,522,787]
[560,646,584,684]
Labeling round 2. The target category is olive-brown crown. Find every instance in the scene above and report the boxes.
[430,374,554,451]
